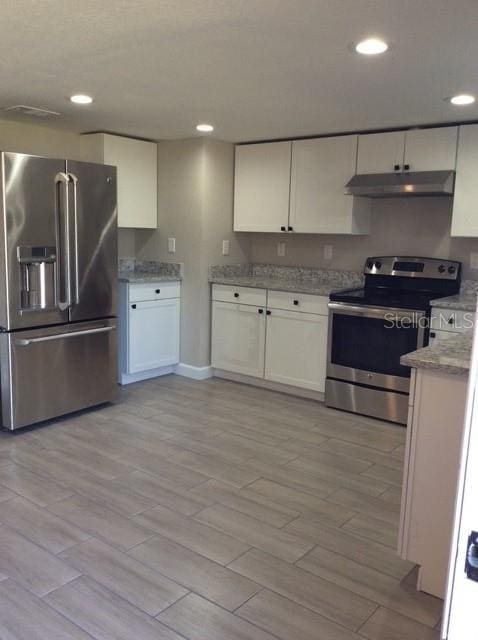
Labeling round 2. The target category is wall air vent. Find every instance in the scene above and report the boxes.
[3,105,61,118]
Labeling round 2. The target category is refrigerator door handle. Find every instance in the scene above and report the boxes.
[55,172,72,311]
[16,325,115,346]
[68,172,80,305]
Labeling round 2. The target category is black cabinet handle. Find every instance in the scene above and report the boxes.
[448,317,454,324]
[430,331,436,338]
[293,300,299,306]
[288,226,293,231]
[403,164,410,171]
[280,226,286,231]
[258,308,263,314]
[266,310,271,315]
[234,292,239,298]
[131,304,137,309]
[155,289,160,294]
[394,164,400,171]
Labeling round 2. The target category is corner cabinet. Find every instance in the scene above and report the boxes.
[211,284,328,393]
[118,281,180,384]
[84,133,158,229]
[451,124,478,237]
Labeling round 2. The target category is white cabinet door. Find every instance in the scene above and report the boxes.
[86,133,158,229]
[357,131,405,174]
[290,136,370,234]
[234,141,291,232]
[265,309,328,392]
[211,301,266,377]
[403,127,458,172]
[128,299,180,373]
[452,124,478,237]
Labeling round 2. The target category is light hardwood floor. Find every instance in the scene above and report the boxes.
[0,375,442,639]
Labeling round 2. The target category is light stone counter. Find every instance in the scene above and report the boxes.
[401,331,472,375]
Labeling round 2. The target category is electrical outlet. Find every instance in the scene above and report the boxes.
[471,252,478,270]
[277,242,286,257]
[324,244,333,260]
[222,240,230,256]
[168,237,176,254]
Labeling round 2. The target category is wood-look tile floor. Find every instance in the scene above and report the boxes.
[0,375,442,639]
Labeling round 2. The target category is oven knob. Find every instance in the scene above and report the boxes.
[374,261,382,270]
[448,265,456,274]
[438,264,446,273]
[366,261,374,270]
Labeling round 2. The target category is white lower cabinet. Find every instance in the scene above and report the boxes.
[211,301,266,377]
[119,281,180,383]
[264,308,328,391]
[129,299,180,373]
[211,284,329,393]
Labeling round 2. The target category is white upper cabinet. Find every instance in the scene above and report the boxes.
[357,126,457,174]
[290,136,370,234]
[403,127,458,171]
[234,141,291,232]
[357,131,405,174]
[451,124,478,237]
[85,133,157,229]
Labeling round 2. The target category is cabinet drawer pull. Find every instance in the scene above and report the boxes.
[288,226,293,231]
[448,317,454,324]
[266,310,271,315]
[394,164,400,171]
[293,299,299,306]
[258,308,263,314]
[131,304,137,309]
[430,331,436,338]
[234,292,239,298]
[280,226,286,231]
[403,164,410,171]
[155,289,160,294]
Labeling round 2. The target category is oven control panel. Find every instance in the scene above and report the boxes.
[364,256,461,280]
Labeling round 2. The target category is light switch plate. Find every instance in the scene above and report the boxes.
[324,245,333,260]
[277,242,286,257]
[222,240,230,256]
[168,237,176,253]
[471,253,478,270]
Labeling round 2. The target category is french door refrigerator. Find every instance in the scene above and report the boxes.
[0,152,117,430]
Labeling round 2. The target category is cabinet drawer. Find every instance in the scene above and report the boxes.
[212,284,266,307]
[430,307,474,333]
[129,281,180,302]
[267,290,328,315]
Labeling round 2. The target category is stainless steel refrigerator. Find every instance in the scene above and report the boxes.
[0,152,117,430]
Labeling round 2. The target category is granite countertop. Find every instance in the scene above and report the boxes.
[401,331,472,375]
[118,259,182,284]
[118,272,181,284]
[430,292,477,312]
[209,274,348,296]
[208,264,363,297]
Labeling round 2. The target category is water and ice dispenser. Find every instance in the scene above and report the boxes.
[17,246,57,310]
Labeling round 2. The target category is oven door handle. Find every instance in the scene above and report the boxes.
[328,302,425,320]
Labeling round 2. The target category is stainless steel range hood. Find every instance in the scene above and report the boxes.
[345,170,455,198]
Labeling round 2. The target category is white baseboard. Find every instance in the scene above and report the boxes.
[213,368,325,402]
[119,365,175,385]
[174,363,213,380]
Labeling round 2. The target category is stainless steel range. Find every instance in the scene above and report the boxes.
[325,256,461,424]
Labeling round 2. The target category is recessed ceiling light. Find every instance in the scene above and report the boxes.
[196,123,214,132]
[70,94,93,105]
[355,38,389,55]
[449,94,475,106]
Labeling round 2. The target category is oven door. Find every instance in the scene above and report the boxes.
[327,302,426,393]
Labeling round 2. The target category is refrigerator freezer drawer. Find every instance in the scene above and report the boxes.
[0,319,117,430]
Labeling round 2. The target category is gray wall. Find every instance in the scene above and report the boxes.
[135,138,250,368]
[248,197,478,279]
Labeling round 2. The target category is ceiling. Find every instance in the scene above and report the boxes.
[2,0,478,142]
